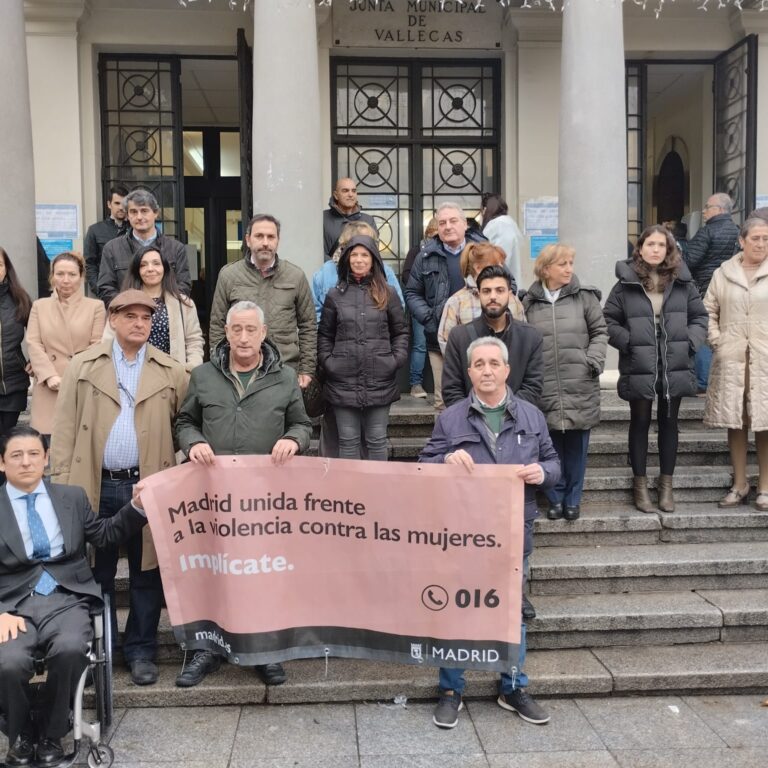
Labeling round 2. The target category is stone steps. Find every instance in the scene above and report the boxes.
[94,640,768,709]
[385,432,750,465]
[529,541,768,595]
[114,586,768,662]
[578,466,750,503]
[533,503,768,546]
[526,589,768,648]
[377,393,716,440]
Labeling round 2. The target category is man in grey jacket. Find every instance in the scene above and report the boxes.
[174,300,312,689]
[322,177,377,260]
[97,189,191,307]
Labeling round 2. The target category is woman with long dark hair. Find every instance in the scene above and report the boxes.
[106,245,203,371]
[604,225,708,513]
[318,235,409,460]
[0,247,32,439]
[27,251,105,436]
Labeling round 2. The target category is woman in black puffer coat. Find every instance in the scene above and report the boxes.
[318,235,409,460]
[604,225,708,513]
[523,243,608,522]
[0,247,32,441]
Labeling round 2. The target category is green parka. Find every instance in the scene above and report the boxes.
[522,276,608,431]
[175,338,312,456]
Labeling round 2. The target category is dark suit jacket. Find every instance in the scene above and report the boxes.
[442,312,544,408]
[0,481,146,615]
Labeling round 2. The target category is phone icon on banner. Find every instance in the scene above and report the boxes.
[421,584,449,611]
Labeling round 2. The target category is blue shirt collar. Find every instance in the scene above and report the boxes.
[443,239,466,256]
[112,339,147,366]
[6,479,47,500]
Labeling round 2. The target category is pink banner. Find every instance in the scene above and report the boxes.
[140,456,524,671]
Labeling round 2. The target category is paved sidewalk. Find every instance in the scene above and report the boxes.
[5,694,766,767]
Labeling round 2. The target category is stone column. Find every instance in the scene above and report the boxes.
[252,0,323,275]
[0,0,38,296]
[558,1,627,309]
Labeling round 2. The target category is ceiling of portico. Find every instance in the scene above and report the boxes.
[646,63,709,115]
[181,58,239,126]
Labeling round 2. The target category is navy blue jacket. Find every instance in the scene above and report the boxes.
[684,213,740,296]
[419,389,561,521]
[404,230,489,348]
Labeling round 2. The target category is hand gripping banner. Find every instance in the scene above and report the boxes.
[140,455,524,672]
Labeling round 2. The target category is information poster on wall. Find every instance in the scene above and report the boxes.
[530,235,559,261]
[523,198,558,237]
[35,204,79,239]
[39,239,73,259]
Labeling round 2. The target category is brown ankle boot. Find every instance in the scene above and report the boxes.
[657,474,675,513]
[633,476,654,513]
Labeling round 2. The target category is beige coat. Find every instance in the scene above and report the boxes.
[27,293,106,434]
[703,253,768,430]
[102,292,204,372]
[49,340,189,569]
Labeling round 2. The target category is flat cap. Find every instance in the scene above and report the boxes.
[108,289,156,314]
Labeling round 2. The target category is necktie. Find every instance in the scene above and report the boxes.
[24,493,58,596]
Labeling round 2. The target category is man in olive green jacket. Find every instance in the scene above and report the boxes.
[173,300,312,690]
[208,213,316,388]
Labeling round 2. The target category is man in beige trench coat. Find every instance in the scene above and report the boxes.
[50,289,188,686]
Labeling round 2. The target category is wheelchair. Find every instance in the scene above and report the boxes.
[0,593,115,768]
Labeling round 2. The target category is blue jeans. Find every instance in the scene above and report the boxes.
[546,429,591,507]
[695,343,712,391]
[439,519,532,694]
[409,317,427,386]
[93,475,163,662]
[439,624,529,694]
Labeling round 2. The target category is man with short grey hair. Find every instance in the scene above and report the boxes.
[419,335,559,730]
[684,192,739,392]
[174,300,312,689]
[405,202,487,409]
[97,188,192,306]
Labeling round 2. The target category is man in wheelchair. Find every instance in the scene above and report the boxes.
[0,426,147,767]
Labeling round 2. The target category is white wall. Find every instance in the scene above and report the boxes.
[26,26,84,251]
[515,42,560,287]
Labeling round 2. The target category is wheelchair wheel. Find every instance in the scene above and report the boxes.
[87,743,114,768]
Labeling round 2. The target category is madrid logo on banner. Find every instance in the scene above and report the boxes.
[140,456,525,672]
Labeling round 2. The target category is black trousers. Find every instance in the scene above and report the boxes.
[93,475,163,662]
[0,591,92,744]
[628,396,682,476]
